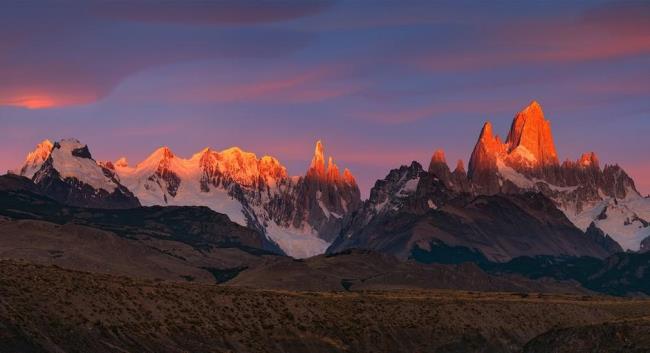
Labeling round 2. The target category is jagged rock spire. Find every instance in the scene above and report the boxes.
[579,152,600,169]
[454,160,466,175]
[308,140,326,178]
[326,156,340,182]
[343,168,356,185]
[505,100,559,166]
[428,148,452,184]
[467,121,505,194]
[431,149,447,164]
[468,122,502,177]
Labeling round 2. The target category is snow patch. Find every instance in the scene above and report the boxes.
[265,222,330,259]
[117,152,247,226]
[511,145,537,162]
[316,191,331,218]
[496,159,534,188]
[399,177,420,195]
[560,194,650,251]
[51,139,117,192]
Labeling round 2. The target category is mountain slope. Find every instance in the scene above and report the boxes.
[485,251,650,297]
[328,162,619,262]
[0,174,283,281]
[524,319,650,353]
[229,249,589,294]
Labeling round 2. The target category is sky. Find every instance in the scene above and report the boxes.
[1,0,649,197]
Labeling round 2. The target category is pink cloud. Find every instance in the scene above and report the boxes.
[0,3,316,110]
[413,2,650,72]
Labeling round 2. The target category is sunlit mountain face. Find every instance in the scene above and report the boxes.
[0,1,648,200]
[10,100,650,255]
[2,3,650,352]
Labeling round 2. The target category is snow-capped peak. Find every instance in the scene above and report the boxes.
[148,146,175,162]
[11,139,53,178]
[44,139,118,192]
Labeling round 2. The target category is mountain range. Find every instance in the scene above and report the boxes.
[7,101,650,262]
[10,138,360,258]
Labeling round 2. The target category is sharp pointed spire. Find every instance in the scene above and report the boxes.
[308,140,326,177]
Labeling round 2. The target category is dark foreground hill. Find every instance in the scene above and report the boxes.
[523,319,650,353]
[2,260,650,353]
[0,174,597,294]
[484,252,650,297]
[228,249,588,294]
[0,174,285,282]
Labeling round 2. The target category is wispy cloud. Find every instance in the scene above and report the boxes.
[412,2,650,72]
[0,3,317,110]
